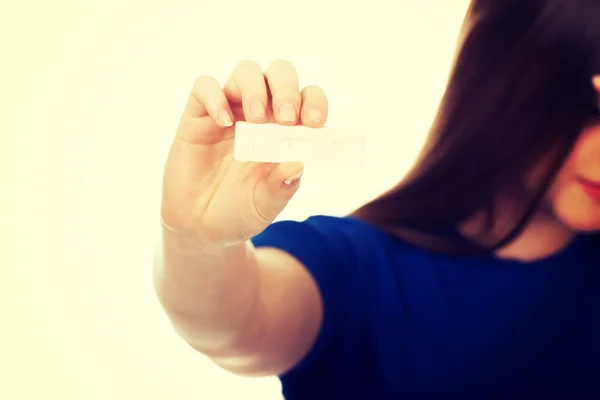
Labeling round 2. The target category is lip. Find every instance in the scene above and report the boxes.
[578,178,600,201]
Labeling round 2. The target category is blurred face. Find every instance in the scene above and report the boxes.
[547,122,600,232]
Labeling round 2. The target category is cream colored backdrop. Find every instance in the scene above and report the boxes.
[1,0,468,398]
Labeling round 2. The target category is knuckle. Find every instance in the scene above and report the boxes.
[268,59,296,70]
[230,60,266,95]
[301,86,328,110]
[265,59,298,81]
[272,89,301,104]
[264,60,300,100]
[193,75,218,91]
[302,85,326,97]
[234,59,262,74]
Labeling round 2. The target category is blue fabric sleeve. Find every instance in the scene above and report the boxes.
[250,216,357,376]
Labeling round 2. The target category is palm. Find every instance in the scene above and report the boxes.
[162,115,275,243]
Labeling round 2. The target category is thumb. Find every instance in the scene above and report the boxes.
[273,162,305,186]
[253,162,304,222]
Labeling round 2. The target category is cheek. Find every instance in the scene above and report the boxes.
[547,126,600,231]
[575,125,600,177]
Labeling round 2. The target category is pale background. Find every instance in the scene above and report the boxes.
[1,0,469,398]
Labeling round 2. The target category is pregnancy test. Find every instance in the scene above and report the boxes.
[234,121,367,167]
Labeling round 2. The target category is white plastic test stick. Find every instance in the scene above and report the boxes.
[234,122,367,167]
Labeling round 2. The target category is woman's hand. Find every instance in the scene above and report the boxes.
[161,60,329,246]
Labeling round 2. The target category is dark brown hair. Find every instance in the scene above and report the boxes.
[352,0,600,254]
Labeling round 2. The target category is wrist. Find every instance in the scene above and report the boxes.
[160,218,241,256]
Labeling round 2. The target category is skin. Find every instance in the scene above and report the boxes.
[156,60,328,376]
[548,122,600,232]
[155,61,600,378]
[484,77,600,262]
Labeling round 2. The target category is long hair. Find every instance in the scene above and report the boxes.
[352,0,600,254]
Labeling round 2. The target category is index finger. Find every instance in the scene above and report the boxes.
[183,75,233,127]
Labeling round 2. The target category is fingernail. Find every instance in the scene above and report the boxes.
[283,170,303,185]
[307,108,322,122]
[250,100,265,119]
[219,109,233,127]
[279,103,297,122]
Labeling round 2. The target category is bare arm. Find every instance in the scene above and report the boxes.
[156,59,330,377]
[153,225,323,377]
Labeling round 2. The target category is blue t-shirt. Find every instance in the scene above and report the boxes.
[251,215,600,399]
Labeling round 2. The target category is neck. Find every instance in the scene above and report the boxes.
[460,203,576,263]
[493,210,576,262]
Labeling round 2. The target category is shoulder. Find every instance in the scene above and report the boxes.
[251,215,396,262]
[255,214,379,237]
[251,214,438,285]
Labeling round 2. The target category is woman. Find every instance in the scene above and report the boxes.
[155,1,600,398]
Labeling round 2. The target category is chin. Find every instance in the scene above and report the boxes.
[551,187,600,233]
[554,206,600,233]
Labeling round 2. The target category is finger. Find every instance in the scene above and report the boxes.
[175,115,233,145]
[224,60,269,123]
[299,85,329,127]
[183,75,234,128]
[230,105,276,123]
[264,60,301,125]
[253,162,304,222]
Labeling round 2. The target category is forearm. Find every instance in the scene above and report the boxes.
[153,225,261,352]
